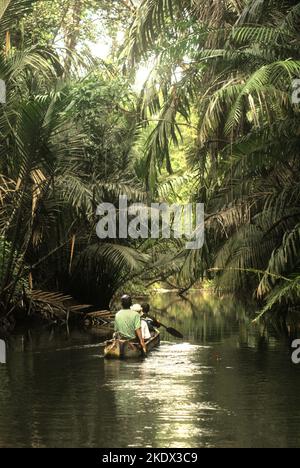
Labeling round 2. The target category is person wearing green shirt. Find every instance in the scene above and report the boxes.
[114,295,146,354]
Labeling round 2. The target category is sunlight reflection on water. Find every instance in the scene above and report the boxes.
[102,340,226,447]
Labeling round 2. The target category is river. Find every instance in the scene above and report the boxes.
[0,292,300,448]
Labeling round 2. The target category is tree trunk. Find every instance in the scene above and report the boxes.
[64,0,84,75]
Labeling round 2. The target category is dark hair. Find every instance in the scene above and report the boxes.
[121,295,132,309]
[141,303,150,314]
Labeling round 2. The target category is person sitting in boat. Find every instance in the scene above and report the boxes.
[141,303,160,334]
[114,295,147,354]
[130,304,151,340]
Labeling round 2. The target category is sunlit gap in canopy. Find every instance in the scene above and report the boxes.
[83,27,154,92]
[84,20,184,91]
[56,14,184,93]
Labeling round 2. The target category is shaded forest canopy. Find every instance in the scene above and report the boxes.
[0,0,300,327]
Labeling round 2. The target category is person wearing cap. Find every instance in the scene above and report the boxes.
[114,295,146,353]
[131,304,151,340]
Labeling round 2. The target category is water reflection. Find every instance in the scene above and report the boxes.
[151,292,260,346]
[103,342,220,448]
[105,343,225,447]
[0,292,300,448]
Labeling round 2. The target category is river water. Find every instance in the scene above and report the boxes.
[0,292,300,448]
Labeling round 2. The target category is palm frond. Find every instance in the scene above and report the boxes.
[0,0,37,34]
[258,223,300,298]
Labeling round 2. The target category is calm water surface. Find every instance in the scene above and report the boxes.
[0,292,300,448]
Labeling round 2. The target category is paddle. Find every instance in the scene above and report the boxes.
[148,316,184,339]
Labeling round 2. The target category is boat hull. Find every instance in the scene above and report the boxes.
[104,332,160,359]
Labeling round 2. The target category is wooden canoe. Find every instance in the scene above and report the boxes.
[104,331,160,359]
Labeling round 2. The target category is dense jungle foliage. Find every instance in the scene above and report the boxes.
[0,0,300,328]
